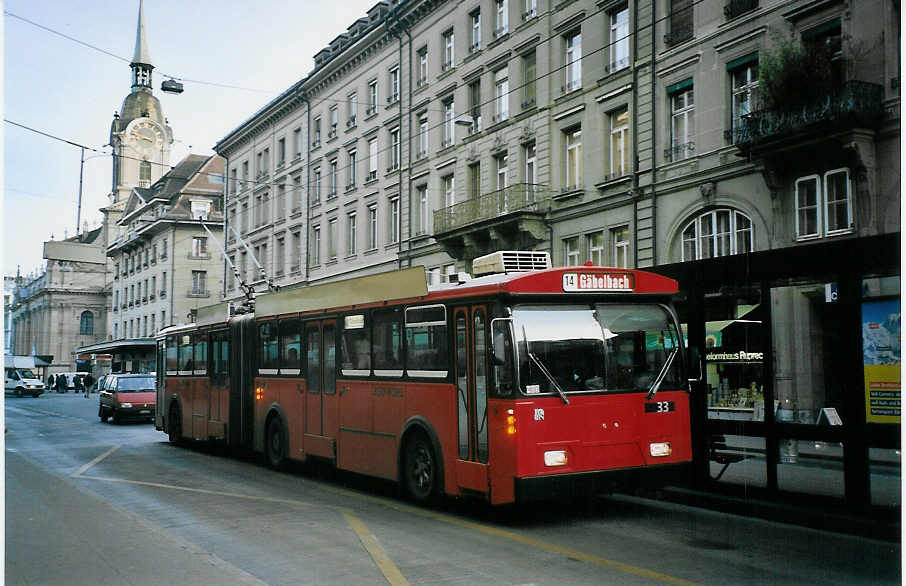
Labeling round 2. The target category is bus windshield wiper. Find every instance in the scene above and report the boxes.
[522,326,569,405]
[646,347,678,400]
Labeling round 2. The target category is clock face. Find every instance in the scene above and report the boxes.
[129,121,163,153]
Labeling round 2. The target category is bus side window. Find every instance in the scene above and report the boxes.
[280,319,302,375]
[178,335,193,373]
[166,336,179,374]
[405,305,447,377]
[341,314,370,375]
[373,308,403,376]
[258,322,280,374]
[193,333,208,375]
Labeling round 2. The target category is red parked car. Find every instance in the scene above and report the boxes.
[98,374,156,424]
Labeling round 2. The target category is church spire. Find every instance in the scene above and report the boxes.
[130,0,153,90]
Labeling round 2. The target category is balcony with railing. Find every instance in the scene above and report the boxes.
[731,81,885,156]
[433,183,552,258]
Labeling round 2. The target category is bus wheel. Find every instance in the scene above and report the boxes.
[265,418,286,470]
[168,404,181,444]
[403,433,436,503]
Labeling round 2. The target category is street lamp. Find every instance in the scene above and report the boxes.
[76,146,110,238]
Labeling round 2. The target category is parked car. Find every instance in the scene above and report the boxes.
[5,367,45,397]
[98,374,156,424]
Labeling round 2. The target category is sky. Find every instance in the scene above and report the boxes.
[3,0,376,279]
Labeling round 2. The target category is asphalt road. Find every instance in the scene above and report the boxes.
[5,392,901,585]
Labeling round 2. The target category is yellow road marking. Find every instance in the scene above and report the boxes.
[79,467,698,585]
[73,445,120,477]
[343,511,410,586]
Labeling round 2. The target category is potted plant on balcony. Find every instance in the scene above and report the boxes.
[759,31,838,111]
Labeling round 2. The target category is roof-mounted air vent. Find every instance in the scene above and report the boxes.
[472,250,552,276]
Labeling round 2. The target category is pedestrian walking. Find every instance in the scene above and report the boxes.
[83,373,94,395]
[76,375,86,397]
[47,374,56,390]
[55,373,67,393]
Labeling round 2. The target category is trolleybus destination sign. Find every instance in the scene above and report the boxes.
[562,272,635,292]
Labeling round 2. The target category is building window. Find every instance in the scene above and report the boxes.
[311,225,321,265]
[389,197,400,243]
[139,160,151,187]
[191,271,207,295]
[610,108,630,178]
[347,92,357,128]
[275,237,285,276]
[610,7,629,72]
[417,47,428,85]
[469,81,482,133]
[389,128,400,172]
[143,316,148,337]
[192,236,208,257]
[587,232,605,266]
[494,67,509,122]
[521,50,536,108]
[612,226,629,267]
[564,30,582,93]
[276,184,286,220]
[495,152,508,191]
[328,218,338,261]
[161,271,167,294]
[347,212,357,256]
[417,114,429,159]
[151,313,156,334]
[367,138,378,181]
[442,97,455,147]
[564,237,580,266]
[327,159,340,199]
[161,310,166,328]
[368,205,378,250]
[292,175,302,212]
[796,169,853,239]
[668,83,695,162]
[469,162,481,199]
[79,311,94,335]
[277,137,286,166]
[347,149,357,188]
[495,0,508,37]
[416,185,429,235]
[443,174,456,208]
[470,9,481,52]
[291,232,301,271]
[230,168,237,194]
[293,128,302,158]
[313,167,321,203]
[522,0,536,20]
[313,117,322,147]
[442,28,455,70]
[666,0,694,46]
[565,127,582,190]
[444,264,457,282]
[729,56,759,143]
[367,80,378,115]
[681,209,753,261]
[241,161,249,188]
[524,141,536,185]
[389,66,400,103]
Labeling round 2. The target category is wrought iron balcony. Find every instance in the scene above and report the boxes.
[433,183,552,234]
[731,81,885,151]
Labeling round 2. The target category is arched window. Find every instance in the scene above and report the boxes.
[681,209,753,261]
[80,311,94,335]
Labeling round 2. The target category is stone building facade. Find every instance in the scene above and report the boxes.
[213,0,899,512]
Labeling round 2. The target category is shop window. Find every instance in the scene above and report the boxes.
[681,208,753,261]
[701,285,765,421]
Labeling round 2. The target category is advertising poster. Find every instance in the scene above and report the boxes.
[862,299,901,423]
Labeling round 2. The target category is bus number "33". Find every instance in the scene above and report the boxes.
[645,401,675,413]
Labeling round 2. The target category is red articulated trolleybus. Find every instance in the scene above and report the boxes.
[155,251,692,505]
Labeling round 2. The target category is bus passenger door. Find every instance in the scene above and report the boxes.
[207,331,229,440]
[453,306,490,495]
[304,320,337,459]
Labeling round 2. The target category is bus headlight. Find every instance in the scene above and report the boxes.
[649,442,672,457]
[544,450,567,467]
[120,403,133,409]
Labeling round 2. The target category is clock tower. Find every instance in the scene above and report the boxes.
[108,0,173,205]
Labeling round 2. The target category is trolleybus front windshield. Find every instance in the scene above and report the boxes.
[512,304,683,396]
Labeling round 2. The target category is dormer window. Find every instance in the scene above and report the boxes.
[191,200,212,220]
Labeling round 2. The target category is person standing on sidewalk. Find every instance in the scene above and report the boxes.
[55,373,67,393]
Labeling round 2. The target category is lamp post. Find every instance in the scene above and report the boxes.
[76,147,110,238]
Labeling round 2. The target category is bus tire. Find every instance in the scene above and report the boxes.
[403,432,437,504]
[265,417,286,470]
[168,403,182,445]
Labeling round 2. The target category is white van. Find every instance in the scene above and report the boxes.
[5,367,45,397]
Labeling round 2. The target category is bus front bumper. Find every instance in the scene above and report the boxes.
[514,463,690,503]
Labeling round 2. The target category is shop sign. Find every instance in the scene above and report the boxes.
[862,299,901,423]
[705,350,763,362]
[562,273,634,292]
